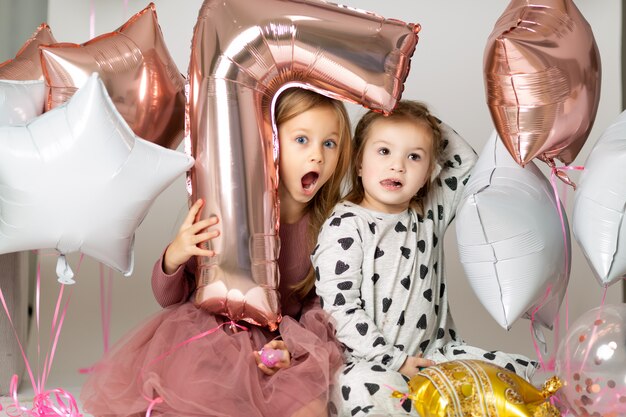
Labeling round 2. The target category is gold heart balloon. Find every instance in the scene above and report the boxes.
[39,3,185,150]
[484,0,601,181]
[0,23,57,81]
[394,360,562,417]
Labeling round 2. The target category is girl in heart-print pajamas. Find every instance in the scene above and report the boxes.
[312,101,537,417]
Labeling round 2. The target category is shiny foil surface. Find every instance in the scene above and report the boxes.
[484,0,601,169]
[39,3,185,150]
[188,0,419,329]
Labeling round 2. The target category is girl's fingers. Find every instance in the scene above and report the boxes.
[257,362,276,376]
[192,248,215,258]
[265,340,287,350]
[192,215,219,230]
[191,230,220,245]
[182,199,204,228]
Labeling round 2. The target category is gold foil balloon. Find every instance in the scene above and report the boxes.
[555,304,626,417]
[396,360,562,417]
[39,3,185,150]
[188,0,419,330]
[0,23,57,81]
[484,0,601,181]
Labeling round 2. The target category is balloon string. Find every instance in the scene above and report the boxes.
[99,263,113,354]
[529,285,553,371]
[529,165,581,371]
[78,263,113,375]
[89,0,96,39]
[0,256,83,417]
[139,321,249,416]
[386,385,409,409]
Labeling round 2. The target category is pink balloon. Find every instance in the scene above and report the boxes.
[188,0,419,330]
[484,0,601,184]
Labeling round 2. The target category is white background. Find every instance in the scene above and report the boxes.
[16,0,623,391]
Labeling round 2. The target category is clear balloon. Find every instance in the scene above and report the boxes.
[188,0,419,329]
[0,80,45,125]
[39,3,185,150]
[484,0,601,182]
[555,304,626,417]
[455,132,570,331]
[573,110,626,288]
[0,23,57,81]
[0,73,194,284]
[396,359,562,417]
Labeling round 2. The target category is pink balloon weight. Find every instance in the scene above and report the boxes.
[188,0,419,330]
[555,304,626,417]
[484,0,601,184]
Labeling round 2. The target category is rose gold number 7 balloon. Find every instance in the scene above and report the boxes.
[188,0,419,330]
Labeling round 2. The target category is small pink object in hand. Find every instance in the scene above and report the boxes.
[259,348,284,368]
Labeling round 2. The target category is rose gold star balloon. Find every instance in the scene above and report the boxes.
[0,23,56,80]
[188,0,419,329]
[484,0,601,181]
[39,3,185,150]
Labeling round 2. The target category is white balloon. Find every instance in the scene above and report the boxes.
[573,110,626,287]
[0,73,194,283]
[0,79,45,125]
[455,132,570,331]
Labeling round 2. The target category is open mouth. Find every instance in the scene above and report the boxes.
[301,171,319,191]
[380,179,402,189]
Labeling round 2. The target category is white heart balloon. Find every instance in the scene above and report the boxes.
[455,132,570,331]
[0,79,45,125]
[573,110,626,287]
[0,73,194,283]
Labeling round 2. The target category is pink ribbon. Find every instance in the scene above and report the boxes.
[529,165,583,372]
[0,255,83,417]
[140,321,249,416]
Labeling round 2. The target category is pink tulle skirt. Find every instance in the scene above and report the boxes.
[80,302,343,417]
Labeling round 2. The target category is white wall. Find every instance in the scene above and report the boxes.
[31,0,622,388]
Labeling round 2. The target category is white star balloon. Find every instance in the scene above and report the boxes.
[455,133,570,334]
[0,73,194,283]
[0,79,45,125]
[573,110,626,287]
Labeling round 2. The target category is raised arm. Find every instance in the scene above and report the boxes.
[152,198,220,307]
[428,123,478,227]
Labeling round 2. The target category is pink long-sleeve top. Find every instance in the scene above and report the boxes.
[151,214,317,319]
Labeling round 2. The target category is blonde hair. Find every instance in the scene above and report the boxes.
[275,88,352,299]
[345,100,444,215]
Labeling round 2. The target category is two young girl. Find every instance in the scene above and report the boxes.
[81,87,352,417]
[312,101,537,417]
[81,92,536,417]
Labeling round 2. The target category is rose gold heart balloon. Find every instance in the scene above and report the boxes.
[189,0,419,329]
[0,23,56,80]
[39,3,185,150]
[484,0,601,177]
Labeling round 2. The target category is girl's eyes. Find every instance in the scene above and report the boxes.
[323,139,337,149]
[295,136,307,144]
[377,147,422,161]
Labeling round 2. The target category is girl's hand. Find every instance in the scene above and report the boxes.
[253,340,291,376]
[398,353,435,378]
[163,199,220,274]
